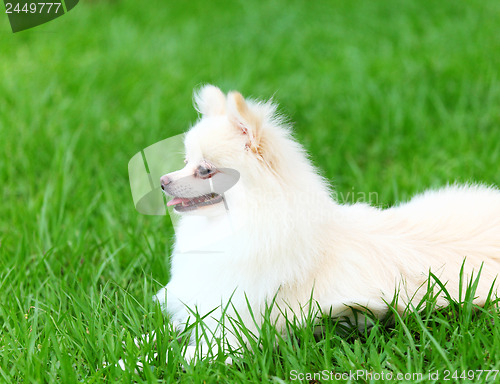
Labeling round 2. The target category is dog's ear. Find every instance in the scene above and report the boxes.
[227,91,262,154]
[194,85,226,116]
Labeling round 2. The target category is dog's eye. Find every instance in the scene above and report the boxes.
[197,166,214,178]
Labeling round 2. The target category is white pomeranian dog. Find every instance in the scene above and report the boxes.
[154,85,500,362]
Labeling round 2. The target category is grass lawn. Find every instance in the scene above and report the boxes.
[1,0,500,382]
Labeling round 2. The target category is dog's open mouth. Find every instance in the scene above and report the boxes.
[166,193,223,212]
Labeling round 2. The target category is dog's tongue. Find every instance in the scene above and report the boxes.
[167,197,191,207]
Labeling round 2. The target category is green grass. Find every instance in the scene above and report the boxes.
[1,0,500,382]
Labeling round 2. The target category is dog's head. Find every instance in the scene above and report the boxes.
[161,85,288,215]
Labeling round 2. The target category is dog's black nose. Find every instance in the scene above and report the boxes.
[160,175,171,190]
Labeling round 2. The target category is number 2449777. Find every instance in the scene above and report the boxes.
[5,3,63,14]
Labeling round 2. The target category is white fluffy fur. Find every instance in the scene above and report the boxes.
[155,85,500,360]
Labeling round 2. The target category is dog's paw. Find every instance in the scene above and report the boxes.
[101,358,140,373]
[183,345,198,364]
[117,358,126,370]
[132,330,157,348]
[116,354,157,373]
